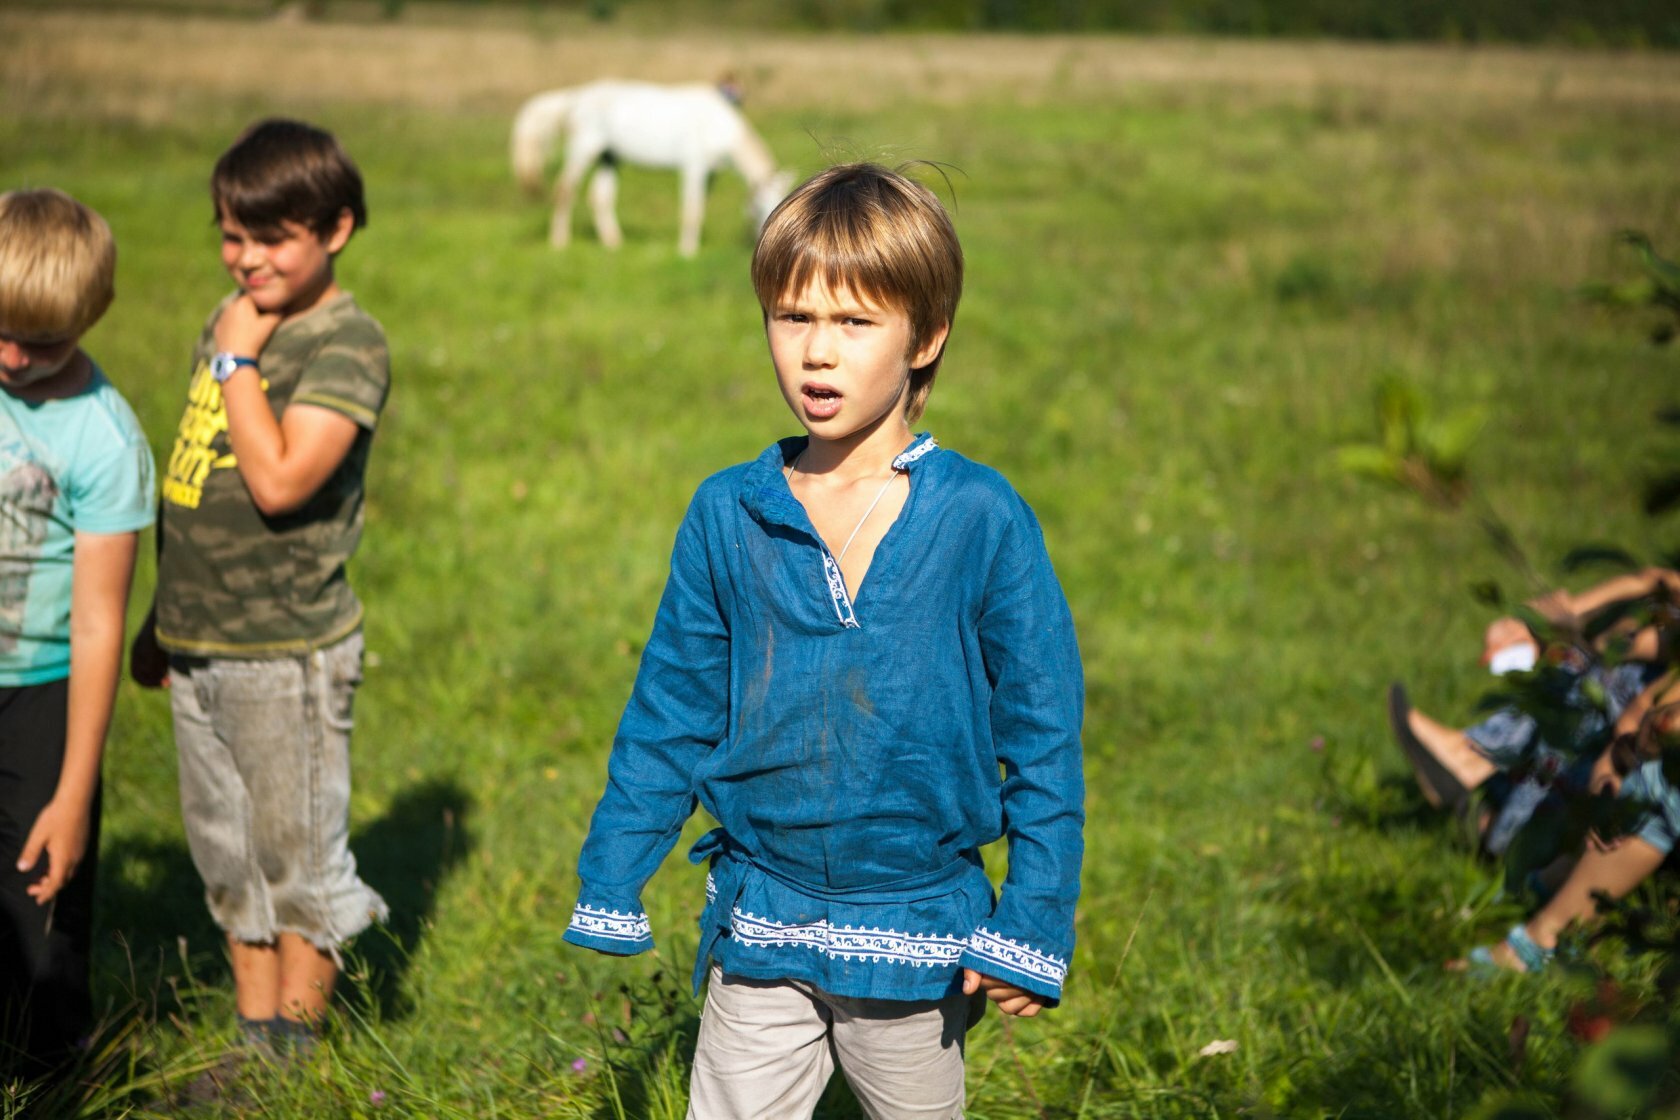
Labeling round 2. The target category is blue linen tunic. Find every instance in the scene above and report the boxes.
[563,434,1085,1005]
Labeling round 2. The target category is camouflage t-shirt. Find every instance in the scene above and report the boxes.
[156,291,389,657]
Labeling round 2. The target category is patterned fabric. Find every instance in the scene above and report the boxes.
[156,293,388,657]
[0,363,155,685]
[564,434,1085,1005]
[1622,759,1680,856]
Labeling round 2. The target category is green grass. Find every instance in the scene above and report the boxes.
[5,24,1680,1118]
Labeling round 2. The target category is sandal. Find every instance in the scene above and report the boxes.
[1463,924,1553,976]
[1388,683,1471,815]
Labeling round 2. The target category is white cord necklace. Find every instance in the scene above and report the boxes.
[787,451,903,562]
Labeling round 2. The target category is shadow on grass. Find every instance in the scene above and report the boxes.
[339,776,474,1021]
[95,776,473,1027]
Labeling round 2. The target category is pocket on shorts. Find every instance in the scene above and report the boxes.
[320,631,365,734]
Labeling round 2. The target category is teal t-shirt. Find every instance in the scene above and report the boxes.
[0,361,156,686]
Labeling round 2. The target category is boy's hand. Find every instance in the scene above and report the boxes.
[18,797,90,905]
[962,969,1046,1018]
[130,614,169,688]
[214,292,283,359]
[1480,617,1537,665]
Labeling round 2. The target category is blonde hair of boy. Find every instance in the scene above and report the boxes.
[751,162,963,423]
[0,188,117,341]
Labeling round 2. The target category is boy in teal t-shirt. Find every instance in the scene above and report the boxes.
[0,188,155,1079]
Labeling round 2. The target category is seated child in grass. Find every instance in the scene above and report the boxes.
[130,119,390,1065]
[563,162,1086,1118]
[1454,692,1680,974]
[0,188,155,1077]
[1389,568,1675,850]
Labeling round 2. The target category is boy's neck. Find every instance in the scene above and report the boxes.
[2,349,93,404]
[796,417,915,483]
[280,277,343,324]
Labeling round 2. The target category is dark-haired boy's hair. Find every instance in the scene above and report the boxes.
[751,162,963,423]
[211,118,367,238]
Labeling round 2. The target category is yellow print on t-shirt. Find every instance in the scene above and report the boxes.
[161,361,253,509]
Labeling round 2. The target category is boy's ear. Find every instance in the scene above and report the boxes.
[323,207,355,255]
[910,321,951,371]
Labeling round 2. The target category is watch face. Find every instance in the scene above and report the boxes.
[212,354,253,382]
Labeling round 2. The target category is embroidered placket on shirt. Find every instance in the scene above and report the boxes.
[812,436,939,630]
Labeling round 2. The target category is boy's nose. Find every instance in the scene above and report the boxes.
[804,325,837,367]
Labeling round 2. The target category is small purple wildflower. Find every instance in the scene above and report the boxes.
[369,1089,387,1106]
[571,1057,589,1074]
[1309,735,1325,752]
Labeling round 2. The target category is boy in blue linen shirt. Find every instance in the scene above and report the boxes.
[564,162,1084,1117]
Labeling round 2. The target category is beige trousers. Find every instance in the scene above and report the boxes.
[686,967,972,1120]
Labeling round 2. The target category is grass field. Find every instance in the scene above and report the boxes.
[5,9,1680,1117]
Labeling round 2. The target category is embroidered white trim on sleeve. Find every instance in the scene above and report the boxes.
[730,909,966,967]
[966,927,1067,985]
[568,903,652,945]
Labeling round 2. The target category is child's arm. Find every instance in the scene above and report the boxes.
[956,499,1085,1012]
[17,530,139,903]
[564,499,729,955]
[1529,568,1680,629]
[215,294,362,516]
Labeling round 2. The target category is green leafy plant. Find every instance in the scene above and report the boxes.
[1579,231,1680,346]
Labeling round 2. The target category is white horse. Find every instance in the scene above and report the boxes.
[511,80,794,257]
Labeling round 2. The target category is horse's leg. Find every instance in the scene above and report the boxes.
[677,165,706,258]
[550,138,601,249]
[589,161,623,250]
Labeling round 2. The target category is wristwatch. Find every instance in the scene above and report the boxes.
[210,352,259,384]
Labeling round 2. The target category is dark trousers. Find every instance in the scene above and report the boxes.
[0,679,99,1077]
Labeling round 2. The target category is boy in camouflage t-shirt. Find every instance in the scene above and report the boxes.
[132,119,389,1062]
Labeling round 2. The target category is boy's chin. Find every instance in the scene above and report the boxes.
[244,290,290,314]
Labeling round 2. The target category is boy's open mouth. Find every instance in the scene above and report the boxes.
[802,383,843,418]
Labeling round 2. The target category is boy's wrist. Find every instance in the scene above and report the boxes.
[211,352,260,384]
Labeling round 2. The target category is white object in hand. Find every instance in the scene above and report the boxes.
[1489,642,1539,675]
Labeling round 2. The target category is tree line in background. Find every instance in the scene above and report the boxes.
[554,0,1680,46]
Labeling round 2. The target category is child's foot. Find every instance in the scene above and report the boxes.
[1406,707,1498,791]
[1447,924,1553,975]
[1388,684,1472,813]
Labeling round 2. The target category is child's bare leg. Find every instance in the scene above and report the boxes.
[1408,707,1498,789]
[277,933,337,1023]
[1482,838,1666,970]
[1527,837,1666,949]
[229,937,281,1021]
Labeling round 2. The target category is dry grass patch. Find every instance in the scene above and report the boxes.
[8,9,1680,124]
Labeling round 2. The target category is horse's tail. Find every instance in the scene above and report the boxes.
[511,89,577,196]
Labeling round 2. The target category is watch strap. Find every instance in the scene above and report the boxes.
[211,353,259,384]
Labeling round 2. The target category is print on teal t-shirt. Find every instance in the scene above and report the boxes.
[0,363,156,686]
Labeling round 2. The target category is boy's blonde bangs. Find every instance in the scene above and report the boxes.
[752,163,962,421]
[0,189,116,340]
